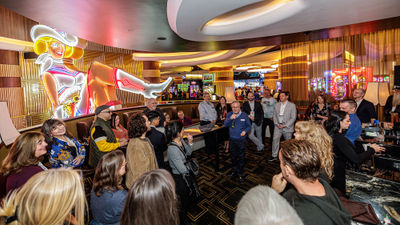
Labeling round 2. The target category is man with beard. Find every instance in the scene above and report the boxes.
[384,87,400,122]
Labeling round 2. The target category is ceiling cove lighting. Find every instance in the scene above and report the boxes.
[201,0,307,36]
[248,68,276,73]
[159,50,230,66]
[235,65,260,70]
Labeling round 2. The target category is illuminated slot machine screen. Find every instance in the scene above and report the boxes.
[331,69,349,100]
[349,67,373,90]
[203,85,215,94]
[189,81,202,97]
[177,83,189,92]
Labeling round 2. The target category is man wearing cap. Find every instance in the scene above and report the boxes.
[88,105,128,168]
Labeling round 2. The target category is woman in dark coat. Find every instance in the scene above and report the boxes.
[325,110,385,195]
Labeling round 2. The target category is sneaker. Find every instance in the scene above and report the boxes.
[268,157,277,162]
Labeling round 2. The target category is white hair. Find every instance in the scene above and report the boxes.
[235,185,303,225]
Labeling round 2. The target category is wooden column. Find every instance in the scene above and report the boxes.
[211,67,234,97]
[0,50,25,129]
[280,56,309,103]
[142,61,160,83]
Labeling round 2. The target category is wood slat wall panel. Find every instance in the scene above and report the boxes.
[0,50,19,65]
[0,87,25,128]
[0,6,37,41]
[0,64,21,77]
[214,70,234,96]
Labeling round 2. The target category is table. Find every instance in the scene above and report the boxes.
[356,140,400,172]
[347,170,400,224]
[184,123,228,172]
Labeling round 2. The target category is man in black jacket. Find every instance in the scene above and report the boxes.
[272,140,352,225]
[145,111,167,169]
[242,92,265,151]
[353,88,376,123]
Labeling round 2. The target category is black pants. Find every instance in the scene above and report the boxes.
[230,139,246,176]
[200,121,217,156]
[173,174,191,225]
[262,117,275,145]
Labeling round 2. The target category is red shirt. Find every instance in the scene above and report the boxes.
[6,165,43,194]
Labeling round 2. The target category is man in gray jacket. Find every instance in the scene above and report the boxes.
[269,91,297,161]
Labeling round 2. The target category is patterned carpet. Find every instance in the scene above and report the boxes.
[187,139,281,225]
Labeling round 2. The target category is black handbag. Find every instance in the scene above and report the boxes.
[171,142,200,176]
[185,155,200,176]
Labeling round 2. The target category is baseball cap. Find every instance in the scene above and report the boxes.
[95,105,111,115]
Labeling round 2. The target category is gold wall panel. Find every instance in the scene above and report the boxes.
[214,70,234,96]
[19,49,143,127]
[0,87,25,128]
[0,64,21,77]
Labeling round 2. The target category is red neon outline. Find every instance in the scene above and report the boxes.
[115,69,145,91]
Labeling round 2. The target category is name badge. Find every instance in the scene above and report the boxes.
[240,119,245,121]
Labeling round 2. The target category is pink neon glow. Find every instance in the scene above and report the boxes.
[117,78,145,91]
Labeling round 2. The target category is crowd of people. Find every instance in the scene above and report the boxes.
[161,89,203,101]
[0,85,394,225]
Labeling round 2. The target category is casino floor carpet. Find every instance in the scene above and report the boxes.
[186,139,281,225]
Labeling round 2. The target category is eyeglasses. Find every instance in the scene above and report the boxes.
[102,110,112,114]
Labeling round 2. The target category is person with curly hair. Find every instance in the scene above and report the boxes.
[294,121,334,181]
[91,150,127,225]
[125,113,158,188]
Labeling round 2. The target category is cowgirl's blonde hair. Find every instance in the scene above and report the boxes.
[0,169,86,225]
[295,121,334,179]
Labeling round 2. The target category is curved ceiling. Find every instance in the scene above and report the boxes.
[133,46,272,67]
[168,0,400,42]
[1,0,400,52]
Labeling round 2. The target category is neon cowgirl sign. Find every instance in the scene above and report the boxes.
[31,25,171,119]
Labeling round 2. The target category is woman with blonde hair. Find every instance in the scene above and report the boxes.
[0,132,48,194]
[120,169,179,225]
[0,169,86,225]
[293,121,334,180]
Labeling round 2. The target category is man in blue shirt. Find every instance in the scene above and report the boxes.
[224,101,252,183]
[340,99,362,144]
